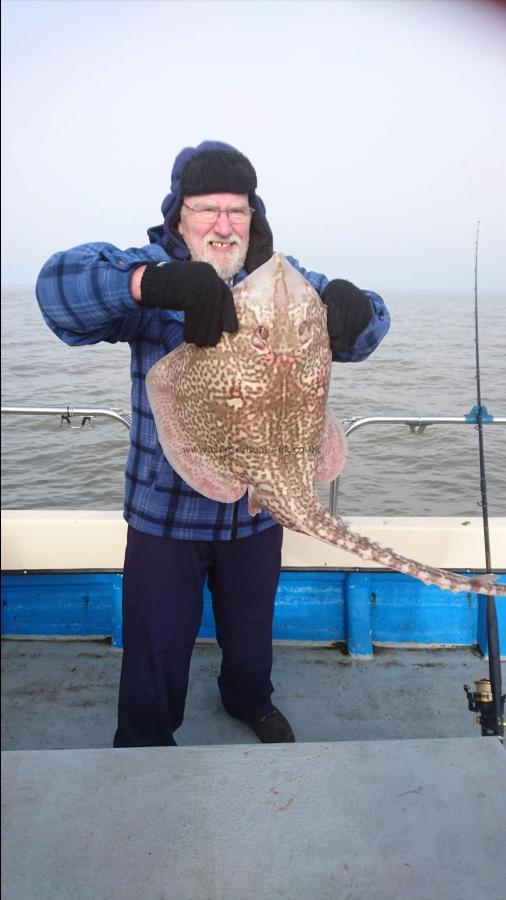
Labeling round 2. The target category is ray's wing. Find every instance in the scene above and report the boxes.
[314,406,347,482]
[146,349,247,503]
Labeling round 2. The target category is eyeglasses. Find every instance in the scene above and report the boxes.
[182,202,255,224]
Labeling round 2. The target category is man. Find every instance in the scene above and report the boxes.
[36,140,390,747]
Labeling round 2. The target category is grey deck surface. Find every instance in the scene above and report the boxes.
[1,639,501,749]
[2,738,505,900]
[2,641,505,900]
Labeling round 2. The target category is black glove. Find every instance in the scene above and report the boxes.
[321,279,373,353]
[140,261,238,347]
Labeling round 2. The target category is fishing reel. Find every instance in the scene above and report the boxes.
[464,679,505,737]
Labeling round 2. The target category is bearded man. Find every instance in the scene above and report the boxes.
[36,140,390,747]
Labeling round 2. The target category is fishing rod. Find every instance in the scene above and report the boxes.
[464,222,505,737]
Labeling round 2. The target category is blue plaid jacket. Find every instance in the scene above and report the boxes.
[36,242,390,540]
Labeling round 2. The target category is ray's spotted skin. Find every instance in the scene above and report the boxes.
[146,254,506,598]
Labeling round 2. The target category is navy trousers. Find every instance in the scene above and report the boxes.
[113,523,283,747]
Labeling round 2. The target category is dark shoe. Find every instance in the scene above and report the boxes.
[245,706,295,743]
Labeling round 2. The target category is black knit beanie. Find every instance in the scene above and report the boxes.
[181,148,257,198]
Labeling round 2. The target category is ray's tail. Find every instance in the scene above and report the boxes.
[275,496,506,598]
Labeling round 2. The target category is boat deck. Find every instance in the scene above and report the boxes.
[2,640,505,900]
[0,639,500,749]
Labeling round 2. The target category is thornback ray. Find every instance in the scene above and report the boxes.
[146,253,506,598]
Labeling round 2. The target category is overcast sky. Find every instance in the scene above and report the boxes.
[2,0,506,289]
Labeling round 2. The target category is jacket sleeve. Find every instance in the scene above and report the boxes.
[286,255,390,363]
[35,242,167,346]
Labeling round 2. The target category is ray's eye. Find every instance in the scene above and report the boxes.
[252,323,270,350]
[299,321,309,336]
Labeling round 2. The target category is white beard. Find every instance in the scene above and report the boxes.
[188,235,248,281]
